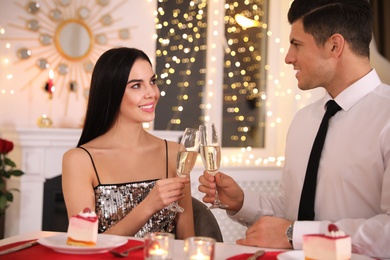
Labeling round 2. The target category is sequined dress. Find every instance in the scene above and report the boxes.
[78,140,176,237]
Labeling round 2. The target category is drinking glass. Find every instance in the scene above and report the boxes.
[199,123,228,209]
[144,232,174,260]
[167,128,199,212]
[184,236,215,260]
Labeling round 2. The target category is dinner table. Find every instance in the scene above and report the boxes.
[0,231,286,259]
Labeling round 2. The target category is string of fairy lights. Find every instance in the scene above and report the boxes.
[154,0,207,131]
[154,0,268,148]
[153,0,307,166]
[222,0,268,148]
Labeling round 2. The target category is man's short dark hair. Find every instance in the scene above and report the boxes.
[288,0,373,57]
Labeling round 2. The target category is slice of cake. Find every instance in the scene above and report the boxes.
[66,207,98,247]
[303,224,351,260]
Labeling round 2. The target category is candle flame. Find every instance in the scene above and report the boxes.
[152,241,161,250]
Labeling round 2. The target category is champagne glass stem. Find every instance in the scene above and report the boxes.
[208,181,227,209]
[167,200,184,212]
[213,190,222,207]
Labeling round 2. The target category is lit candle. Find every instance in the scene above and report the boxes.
[184,237,215,260]
[149,248,168,255]
[144,233,174,260]
[189,249,211,260]
[147,243,169,259]
[189,254,210,260]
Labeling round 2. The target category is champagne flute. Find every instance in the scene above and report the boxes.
[167,128,199,212]
[199,123,228,209]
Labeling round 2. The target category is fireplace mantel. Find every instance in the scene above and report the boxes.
[1,127,282,242]
[1,127,82,237]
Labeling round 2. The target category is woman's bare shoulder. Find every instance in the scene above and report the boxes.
[62,147,97,182]
[63,147,87,160]
[62,147,95,169]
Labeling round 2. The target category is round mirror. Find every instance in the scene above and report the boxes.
[55,19,93,60]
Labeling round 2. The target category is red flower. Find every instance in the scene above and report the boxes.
[0,138,14,154]
[0,137,23,216]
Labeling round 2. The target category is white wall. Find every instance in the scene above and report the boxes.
[371,39,390,85]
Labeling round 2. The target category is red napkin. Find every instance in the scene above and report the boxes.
[0,239,144,260]
[227,251,283,260]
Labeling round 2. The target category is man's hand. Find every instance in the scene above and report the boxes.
[236,216,293,249]
[198,171,244,212]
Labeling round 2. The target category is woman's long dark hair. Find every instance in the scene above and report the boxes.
[77,47,152,146]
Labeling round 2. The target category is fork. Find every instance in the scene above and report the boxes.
[247,249,266,260]
[109,245,144,258]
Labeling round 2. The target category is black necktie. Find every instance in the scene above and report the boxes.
[298,100,342,220]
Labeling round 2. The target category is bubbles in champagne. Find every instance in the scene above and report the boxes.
[176,151,198,177]
[200,145,221,175]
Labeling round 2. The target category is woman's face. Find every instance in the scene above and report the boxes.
[118,58,160,124]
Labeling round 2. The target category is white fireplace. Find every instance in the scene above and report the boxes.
[1,128,82,238]
[1,127,282,243]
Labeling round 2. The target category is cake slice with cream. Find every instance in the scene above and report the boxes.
[303,224,351,260]
[66,207,98,247]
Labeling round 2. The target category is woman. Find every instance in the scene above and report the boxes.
[62,47,194,239]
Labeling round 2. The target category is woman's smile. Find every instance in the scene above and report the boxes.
[139,102,155,112]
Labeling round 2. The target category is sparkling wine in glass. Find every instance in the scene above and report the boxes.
[167,128,199,212]
[199,123,228,209]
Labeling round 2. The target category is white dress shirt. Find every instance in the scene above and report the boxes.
[229,69,390,259]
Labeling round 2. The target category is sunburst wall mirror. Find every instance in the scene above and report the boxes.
[0,0,150,127]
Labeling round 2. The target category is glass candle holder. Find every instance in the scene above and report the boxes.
[144,232,174,260]
[184,236,215,260]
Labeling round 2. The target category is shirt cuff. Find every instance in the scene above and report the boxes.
[226,190,259,226]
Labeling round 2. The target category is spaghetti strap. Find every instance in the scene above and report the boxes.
[164,139,168,178]
[77,146,102,185]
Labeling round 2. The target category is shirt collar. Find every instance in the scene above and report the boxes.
[322,69,381,111]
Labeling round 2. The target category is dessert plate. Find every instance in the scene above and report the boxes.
[277,250,374,260]
[38,233,128,254]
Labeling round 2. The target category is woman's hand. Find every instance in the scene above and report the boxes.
[198,171,244,212]
[145,177,190,212]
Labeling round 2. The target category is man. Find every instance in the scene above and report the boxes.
[198,0,390,258]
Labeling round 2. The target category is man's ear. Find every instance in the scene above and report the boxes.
[328,33,345,57]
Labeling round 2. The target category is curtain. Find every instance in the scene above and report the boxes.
[371,0,390,62]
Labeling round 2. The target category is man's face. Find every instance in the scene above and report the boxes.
[285,19,334,91]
